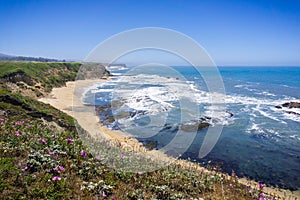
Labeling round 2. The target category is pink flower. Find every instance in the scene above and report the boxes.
[137,172,143,176]
[52,167,60,173]
[229,183,233,188]
[111,195,115,199]
[249,189,253,193]
[231,170,236,177]
[96,156,101,161]
[15,131,21,136]
[59,166,65,171]
[102,192,107,197]
[67,138,74,143]
[22,166,28,172]
[259,198,266,200]
[213,167,217,171]
[121,153,125,159]
[52,176,61,181]
[259,183,264,189]
[48,151,55,155]
[81,150,86,157]
[37,138,47,144]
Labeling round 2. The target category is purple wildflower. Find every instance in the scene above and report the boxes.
[37,138,47,145]
[59,166,65,171]
[137,172,143,176]
[81,150,86,157]
[52,167,60,173]
[96,156,101,161]
[121,153,125,159]
[22,166,28,172]
[111,195,115,199]
[259,183,264,189]
[52,176,61,181]
[48,151,55,155]
[15,131,21,136]
[229,183,233,188]
[102,192,107,197]
[67,138,74,143]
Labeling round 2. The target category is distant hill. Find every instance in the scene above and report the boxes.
[0,52,65,62]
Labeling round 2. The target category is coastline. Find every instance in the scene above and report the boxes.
[38,78,300,199]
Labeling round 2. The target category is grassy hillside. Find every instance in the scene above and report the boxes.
[0,62,277,199]
[0,62,82,97]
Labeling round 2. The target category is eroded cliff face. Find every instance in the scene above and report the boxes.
[0,62,110,99]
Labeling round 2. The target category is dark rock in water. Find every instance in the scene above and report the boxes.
[144,141,157,150]
[161,124,179,133]
[275,102,300,116]
[180,123,198,132]
[282,102,300,108]
[285,111,300,116]
[198,122,210,129]
[226,111,234,117]
[180,121,210,132]
[163,124,173,130]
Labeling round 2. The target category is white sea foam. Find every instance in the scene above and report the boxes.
[86,73,300,132]
[246,123,265,134]
[107,66,128,71]
[252,105,287,124]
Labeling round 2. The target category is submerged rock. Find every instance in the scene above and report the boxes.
[144,140,157,150]
[180,121,210,132]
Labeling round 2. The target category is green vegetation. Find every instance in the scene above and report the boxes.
[0,61,81,94]
[0,62,279,199]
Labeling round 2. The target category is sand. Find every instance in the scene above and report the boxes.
[39,79,148,152]
[39,78,300,199]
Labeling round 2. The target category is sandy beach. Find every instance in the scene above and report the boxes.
[38,78,300,199]
[39,79,149,152]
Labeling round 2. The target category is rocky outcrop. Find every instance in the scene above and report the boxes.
[282,102,300,108]
[180,121,210,132]
[275,102,300,116]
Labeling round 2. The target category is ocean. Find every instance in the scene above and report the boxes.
[83,66,300,190]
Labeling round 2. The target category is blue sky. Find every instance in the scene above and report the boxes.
[0,0,300,66]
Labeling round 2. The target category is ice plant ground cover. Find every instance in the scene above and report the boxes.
[0,62,284,199]
[0,107,276,199]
